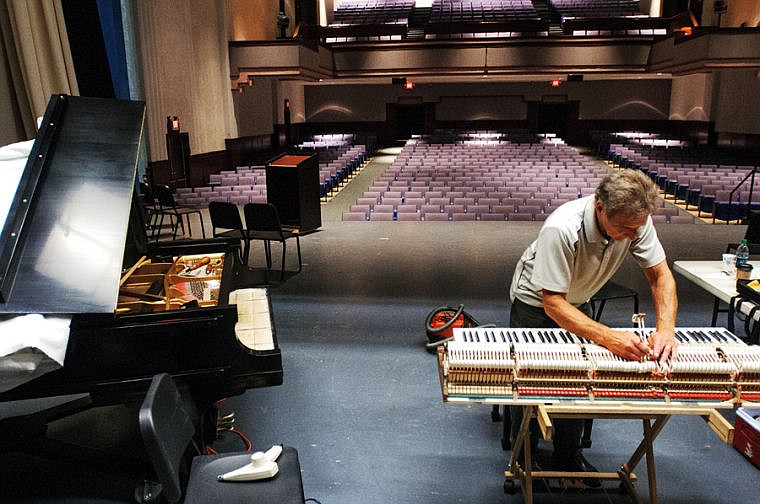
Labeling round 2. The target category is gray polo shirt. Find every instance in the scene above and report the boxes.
[509,196,666,307]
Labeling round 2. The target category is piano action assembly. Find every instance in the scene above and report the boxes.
[439,327,760,404]
[436,326,760,504]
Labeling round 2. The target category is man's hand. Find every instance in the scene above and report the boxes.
[643,261,678,364]
[648,328,677,362]
[601,329,652,361]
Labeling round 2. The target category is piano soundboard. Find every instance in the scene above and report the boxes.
[438,327,760,405]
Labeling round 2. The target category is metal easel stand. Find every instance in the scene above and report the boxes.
[504,403,735,504]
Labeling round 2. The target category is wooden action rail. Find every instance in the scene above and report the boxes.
[502,402,735,504]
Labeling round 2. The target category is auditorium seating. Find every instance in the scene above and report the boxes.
[174,166,268,208]
[321,0,669,42]
[601,131,759,223]
[549,0,640,19]
[429,0,538,23]
[344,131,607,222]
[324,0,412,42]
[173,135,369,207]
[425,0,548,39]
[332,0,415,25]
[295,133,356,149]
[341,129,704,223]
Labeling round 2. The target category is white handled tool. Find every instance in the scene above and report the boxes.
[217,445,283,481]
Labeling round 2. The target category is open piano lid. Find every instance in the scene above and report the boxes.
[0,95,145,314]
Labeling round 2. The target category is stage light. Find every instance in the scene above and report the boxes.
[405,80,415,90]
[551,79,561,87]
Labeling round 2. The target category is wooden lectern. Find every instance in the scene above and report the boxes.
[265,154,321,232]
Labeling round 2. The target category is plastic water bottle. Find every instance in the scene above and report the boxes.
[736,239,750,267]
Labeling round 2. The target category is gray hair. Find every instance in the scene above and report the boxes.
[594,169,658,219]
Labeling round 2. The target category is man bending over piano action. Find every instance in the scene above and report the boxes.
[507,169,678,481]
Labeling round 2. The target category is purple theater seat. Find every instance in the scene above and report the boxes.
[421,204,442,215]
[350,204,372,213]
[369,212,394,221]
[381,197,403,208]
[373,204,395,213]
[427,197,449,206]
[397,212,421,221]
[423,212,450,221]
[396,204,418,213]
[342,212,368,221]
[356,197,379,207]
[520,205,543,215]
[668,215,695,224]
[445,204,466,214]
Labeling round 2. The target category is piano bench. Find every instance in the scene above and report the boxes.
[140,373,297,503]
[184,446,305,504]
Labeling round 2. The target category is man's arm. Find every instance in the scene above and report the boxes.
[642,259,678,362]
[542,290,651,361]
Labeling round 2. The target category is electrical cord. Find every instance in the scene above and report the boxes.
[204,428,253,454]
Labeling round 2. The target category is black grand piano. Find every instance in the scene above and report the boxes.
[0,95,282,414]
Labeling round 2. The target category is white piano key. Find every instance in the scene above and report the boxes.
[229,288,275,351]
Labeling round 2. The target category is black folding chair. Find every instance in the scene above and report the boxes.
[139,182,160,237]
[209,201,249,263]
[243,203,302,280]
[153,184,206,240]
[589,281,639,322]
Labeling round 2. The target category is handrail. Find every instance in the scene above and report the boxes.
[728,167,758,224]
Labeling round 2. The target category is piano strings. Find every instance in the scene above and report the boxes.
[438,327,760,404]
[117,253,225,313]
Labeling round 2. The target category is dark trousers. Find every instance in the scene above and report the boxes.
[509,298,591,460]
